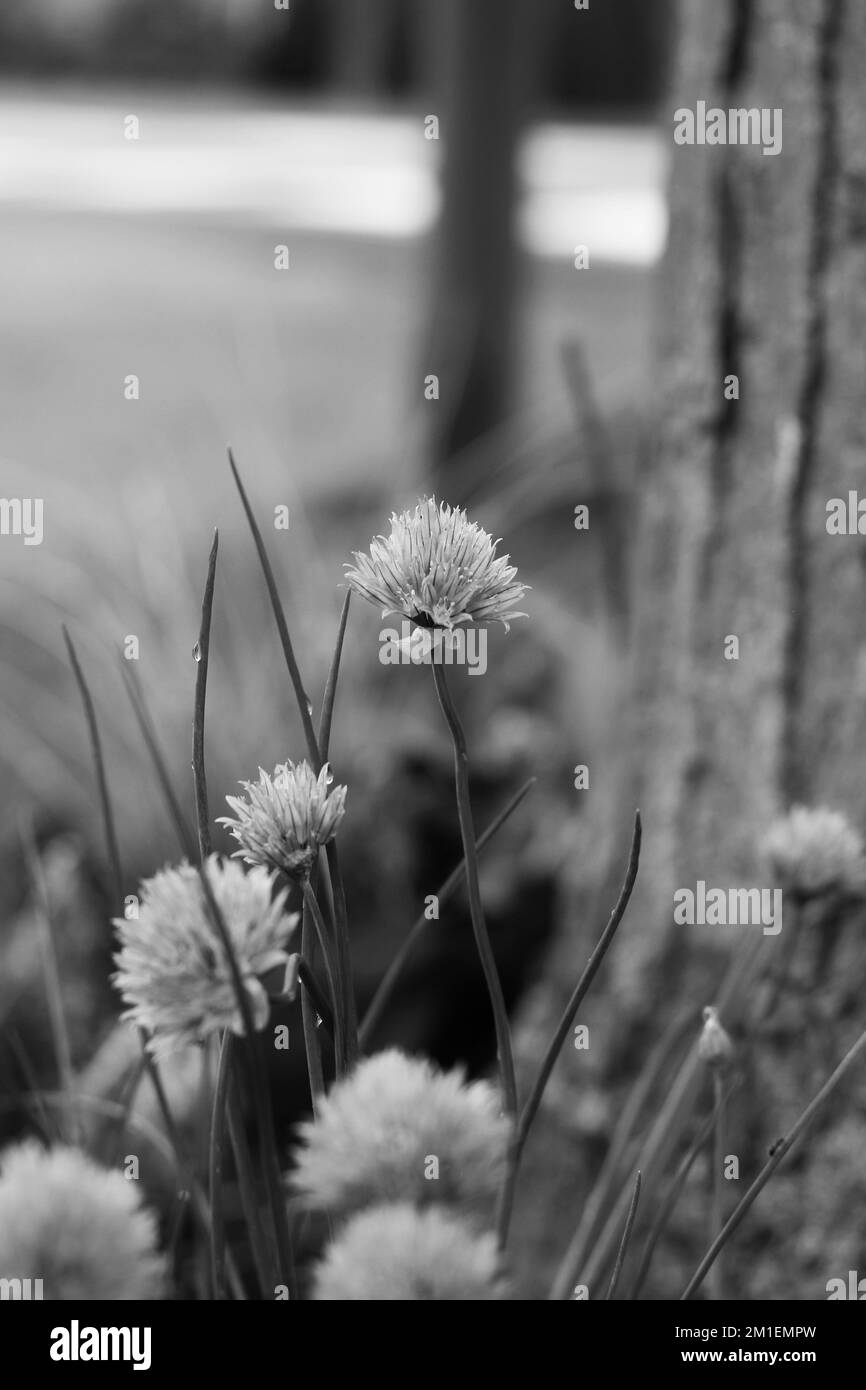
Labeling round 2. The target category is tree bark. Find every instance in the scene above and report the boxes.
[512,0,863,1296]
[425,0,536,483]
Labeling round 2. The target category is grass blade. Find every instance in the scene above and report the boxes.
[605,1170,641,1300]
[193,530,219,862]
[318,590,351,763]
[500,810,641,1249]
[62,625,123,907]
[20,819,77,1145]
[681,1024,866,1300]
[227,447,320,768]
[629,1080,736,1299]
[120,661,197,859]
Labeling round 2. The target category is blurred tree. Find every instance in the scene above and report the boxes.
[511,0,863,1295]
[327,0,400,95]
[425,0,540,484]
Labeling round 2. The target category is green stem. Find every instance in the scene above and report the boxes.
[431,664,516,1119]
[303,881,345,1075]
[325,842,358,1065]
[500,811,641,1249]
[209,1031,233,1300]
[681,1023,866,1299]
[226,1077,273,1299]
[605,1171,641,1300]
[708,1071,726,1299]
[629,1080,734,1300]
[300,919,327,1116]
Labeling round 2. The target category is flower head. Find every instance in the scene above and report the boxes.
[293,1049,509,1220]
[0,1142,164,1299]
[698,1006,734,1071]
[346,497,527,631]
[219,760,346,880]
[761,805,865,901]
[311,1202,506,1301]
[112,855,296,1053]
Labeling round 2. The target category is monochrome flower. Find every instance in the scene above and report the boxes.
[0,1142,164,1300]
[113,855,296,1053]
[293,1049,509,1220]
[311,1202,505,1301]
[698,1006,734,1071]
[219,760,346,880]
[346,497,527,631]
[761,805,865,901]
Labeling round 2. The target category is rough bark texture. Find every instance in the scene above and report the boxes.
[512,0,865,1296]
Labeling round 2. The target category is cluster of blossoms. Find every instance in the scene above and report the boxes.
[38,498,521,1302]
[294,1050,511,1300]
[312,1202,502,1301]
[346,497,528,632]
[761,805,865,902]
[113,756,348,1055]
[113,854,297,1054]
[0,1143,164,1300]
[219,760,347,881]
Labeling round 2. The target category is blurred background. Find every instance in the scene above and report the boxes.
[3,0,863,1303]
[0,0,667,1065]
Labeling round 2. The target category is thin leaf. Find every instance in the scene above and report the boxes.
[499,810,641,1249]
[20,819,77,1145]
[681,1024,866,1300]
[605,1171,641,1300]
[193,530,219,862]
[227,447,320,767]
[62,625,123,906]
[318,590,351,763]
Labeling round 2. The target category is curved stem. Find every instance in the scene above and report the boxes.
[500,811,641,1250]
[431,664,516,1119]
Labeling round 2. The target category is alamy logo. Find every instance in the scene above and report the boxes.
[673,101,782,156]
[826,492,866,534]
[674,882,782,936]
[0,497,43,545]
[0,1276,43,1299]
[50,1321,152,1372]
[827,1271,866,1299]
[379,620,487,676]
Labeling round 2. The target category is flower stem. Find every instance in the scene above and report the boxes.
[303,881,345,1075]
[209,1031,233,1299]
[681,1023,866,1299]
[708,1072,726,1299]
[605,1171,642,1300]
[192,529,219,862]
[300,918,326,1116]
[499,810,641,1250]
[225,1073,273,1298]
[431,664,517,1119]
[629,1078,735,1300]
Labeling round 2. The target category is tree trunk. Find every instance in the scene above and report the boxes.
[425,0,536,483]
[512,0,863,1295]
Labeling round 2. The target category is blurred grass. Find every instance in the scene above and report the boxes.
[0,197,651,879]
